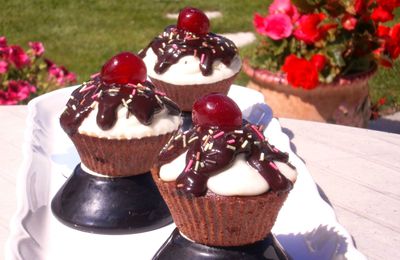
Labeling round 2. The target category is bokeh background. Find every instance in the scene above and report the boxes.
[1,0,399,112]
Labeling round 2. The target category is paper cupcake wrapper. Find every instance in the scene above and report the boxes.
[149,74,237,112]
[70,133,173,177]
[151,168,289,246]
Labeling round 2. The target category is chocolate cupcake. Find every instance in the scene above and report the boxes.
[60,52,181,176]
[151,94,297,246]
[139,7,242,111]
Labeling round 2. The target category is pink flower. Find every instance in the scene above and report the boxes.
[0,36,8,58]
[47,62,76,86]
[0,80,36,105]
[48,64,65,85]
[8,45,30,69]
[65,72,77,83]
[0,36,6,48]
[29,41,45,57]
[269,0,299,21]
[254,13,293,40]
[0,60,8,74]
[294,13,326,44]
[342,14,357,31]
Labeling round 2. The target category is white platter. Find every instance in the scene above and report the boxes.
[5,85,366,260]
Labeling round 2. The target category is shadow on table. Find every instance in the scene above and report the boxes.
[368,118,400,134]
[277,126,362,257]
[277,225,350,260]
[281,127,334,207]
[281,127,297,154]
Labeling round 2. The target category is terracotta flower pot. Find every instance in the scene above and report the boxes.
[242,60,376,128]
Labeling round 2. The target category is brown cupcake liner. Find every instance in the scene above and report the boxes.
[70,132,173,177]
[149,73,238,112]
[151,168,289,246]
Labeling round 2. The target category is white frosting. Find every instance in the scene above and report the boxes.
[159,152,297,196]
[207,154,270,196]
[78,105,181,139]
[81,163,113,178]
[142,48,242,85]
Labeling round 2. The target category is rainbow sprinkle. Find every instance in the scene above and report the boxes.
[213,131,225,139]
[251,125,265,140]
[184,159,194,172]
[227,139,235,144]
[269,162,279,170]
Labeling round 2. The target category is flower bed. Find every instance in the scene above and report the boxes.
[0,36,76,105]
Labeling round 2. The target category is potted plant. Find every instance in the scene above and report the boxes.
[243,0,400,127]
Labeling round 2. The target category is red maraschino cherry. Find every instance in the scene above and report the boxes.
[101,52,147,85]
[192,93,242,130]
[177,7,210,35]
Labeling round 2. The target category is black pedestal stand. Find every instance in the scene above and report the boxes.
[181,111,193,131]
[51,164,172,234]
[153,228,291,260]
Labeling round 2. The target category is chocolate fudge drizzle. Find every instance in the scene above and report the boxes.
[138,25,238,76]
[60,76,180,136]
[158,124,294,196]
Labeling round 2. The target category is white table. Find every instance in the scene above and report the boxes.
[1,106,399,260]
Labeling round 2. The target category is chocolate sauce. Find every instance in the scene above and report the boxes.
[158,124,294,196]
[138,25,238,76]
[60,77,180,136]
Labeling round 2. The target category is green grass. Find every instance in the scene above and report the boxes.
[1,0,399,112]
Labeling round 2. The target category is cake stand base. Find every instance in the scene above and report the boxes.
[181,111,193,131]
[51,164,172,234]
[153,228,290,260]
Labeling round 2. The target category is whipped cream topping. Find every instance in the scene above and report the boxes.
[78,106,181,139]
[142,48,241,85]
[139,25,241,85]
[157,124,296,197]
[160,153,297,196]
[60,77,181,138]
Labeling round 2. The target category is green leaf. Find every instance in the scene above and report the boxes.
[343,55,375,75]
[291,0,322,12]
[327,44,347,67]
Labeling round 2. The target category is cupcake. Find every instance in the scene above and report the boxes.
[60,52,181,176]
[139,7,242,111]
[151,93,297,246]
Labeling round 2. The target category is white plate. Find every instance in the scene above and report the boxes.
[5,85,366,260]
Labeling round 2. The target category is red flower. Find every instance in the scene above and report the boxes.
[378,97,387,105]
[282,54,320,89]
[355,0,367,14]
[371,6,394,23]
[253,13,293,40]
[386,23,400,59]
[0,60,8,74]
[294,13,326,44]
[342,14,357,31]
[28,42,45,57]
[0,80,36,105]
[7,45,30,69]
[377,25,391,38]
[310,54,327,71]
[377,0,400,11]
